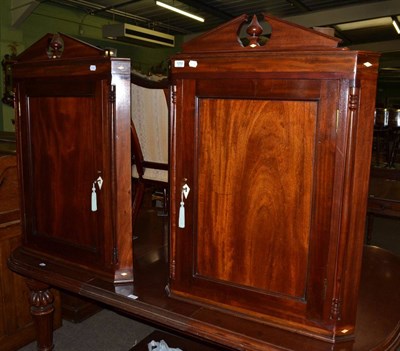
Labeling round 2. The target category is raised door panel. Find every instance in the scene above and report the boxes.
[197,98,316,298]
[30,96,101,247]
[18,78,110,269]
[170,78,340,332]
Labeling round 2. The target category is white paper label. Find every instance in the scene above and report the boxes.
[174,60,185,68]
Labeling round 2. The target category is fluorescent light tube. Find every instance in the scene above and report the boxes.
[392,16,400,34]
[156,1,204,22]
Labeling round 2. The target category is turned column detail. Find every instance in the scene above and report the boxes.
[26,279,55,351]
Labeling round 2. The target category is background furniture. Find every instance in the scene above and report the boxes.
[131,73,169,218]
[367,168,400,243]
[169,14,380,341]
[59,292,102,324]
[371,108,400,167]
[0,132,16,156]
[0,155,61,351]
[131,73,169,185]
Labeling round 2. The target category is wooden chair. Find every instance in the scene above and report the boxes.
[131,120,146,226]
[130,72,169,221]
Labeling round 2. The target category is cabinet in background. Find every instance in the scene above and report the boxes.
[169,15,379,342]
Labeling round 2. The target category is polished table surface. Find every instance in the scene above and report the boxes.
[367,172,400,244]
[8,245,400,351]
[368,176,400,217]
[0,132,16,156]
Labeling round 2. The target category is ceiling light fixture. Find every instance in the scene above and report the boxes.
[155,1,204,22]
[392,16,400,34]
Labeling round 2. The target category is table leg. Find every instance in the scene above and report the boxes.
[366,213,374,245]
[26,279,55,351]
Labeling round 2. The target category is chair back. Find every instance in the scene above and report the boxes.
[131,74,169,184]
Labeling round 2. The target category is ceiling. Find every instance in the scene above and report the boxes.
[42,0,400,49]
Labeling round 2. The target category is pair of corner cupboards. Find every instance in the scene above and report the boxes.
[10,15,381,348]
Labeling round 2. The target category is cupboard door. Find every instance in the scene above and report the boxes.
[17,78,112,270]
[198,98,314,296]
[170,78,340,330]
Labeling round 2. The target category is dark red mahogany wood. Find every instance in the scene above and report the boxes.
[12,33,133,283]
[8,16,398,351]
[169,14,380,341]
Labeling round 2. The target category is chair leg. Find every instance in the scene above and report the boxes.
[155,186,168,217]
[162,187,168,216]
[366,213,374,245]
[132,180,145,231]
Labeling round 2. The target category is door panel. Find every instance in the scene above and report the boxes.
[29,96,101,249]
[19,79,108,267]
[196,98,316,299]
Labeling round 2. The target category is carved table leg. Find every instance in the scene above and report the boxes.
[26,279,55,351]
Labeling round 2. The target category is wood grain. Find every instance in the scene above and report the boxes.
[197,98,316,298]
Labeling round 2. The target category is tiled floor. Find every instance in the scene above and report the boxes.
[18,309,155,351]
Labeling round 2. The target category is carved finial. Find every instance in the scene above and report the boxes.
[246,15,263,48]
[46,33,64,59]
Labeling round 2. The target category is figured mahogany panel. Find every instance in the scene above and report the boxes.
[17,78,110,269]
[196,98,316,298]
[29,96,101,249]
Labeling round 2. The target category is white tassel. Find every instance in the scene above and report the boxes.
[91,184,97,212]
[178,201,185,228]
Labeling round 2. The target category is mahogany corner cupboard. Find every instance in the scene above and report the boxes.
[168,15,380,342]
[12,33,133,284]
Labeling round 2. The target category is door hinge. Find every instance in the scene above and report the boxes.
[170,259,176,280]
[336,109,339,133]
[348,87,359,111]
[109,85,116,103]
[113,247,118,264]
[330,298,342,321]
[171,85,176,105]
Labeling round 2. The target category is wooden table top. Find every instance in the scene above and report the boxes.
[0,132,16,156]
[369,177,400,202]
[8,245,400,351]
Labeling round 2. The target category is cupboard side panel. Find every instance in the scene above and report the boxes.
[110,63,133,281]
[339,79,378,331]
